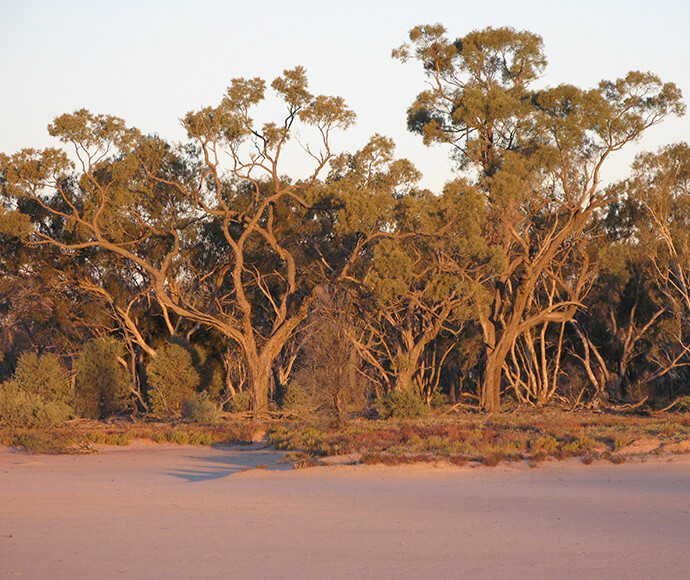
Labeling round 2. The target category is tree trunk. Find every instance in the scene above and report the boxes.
[480,353,503,412]
[247,357,271,415]
[480,334,516,413]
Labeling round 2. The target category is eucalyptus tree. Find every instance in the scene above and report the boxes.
[351,177,492,399]
[395,24,685,410]
[0,196,119,370]
[612,142,690,400]
[0,68,417,412]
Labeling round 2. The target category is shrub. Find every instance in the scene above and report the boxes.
[0,352,73,427]
[279,382,309,411]
[0,381,72,427]
[227,391,252,413]
[146,343,200,417]
[529,434,559,453]
[188,432,213,445]
[182,392,222,424]
[74,337,132,419]
[561,436,597,456]
[429,391,449,409]
[167,430,190,445]
[377,388,427,419]
[11,431,88,454]
[291,308,371,419]
[12,352,72,404]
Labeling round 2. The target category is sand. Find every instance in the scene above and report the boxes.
[1,442,689,579]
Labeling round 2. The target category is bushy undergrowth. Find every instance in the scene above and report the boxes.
[267,412,690,465]
[2,420,259,453]
[279,382,310,412]
[3,404,689,464]
[146,343,200,417]
[376,388,428,419]
[0,352,73,428]
[74,337,132,419]
[227,391,252,414]
[181,392,222,424]
[0,384,72,428]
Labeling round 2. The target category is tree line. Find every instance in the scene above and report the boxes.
[0,24,688,422]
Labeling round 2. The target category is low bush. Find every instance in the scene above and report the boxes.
[0,383,72,427]
[377,388,428,419]
[146,343,200,417]
[10,430,94,454]
[279,382,310,411]
[227,391,252,414]
[182,392,222,424]
[0,352,73,428]
[74,337,132,419]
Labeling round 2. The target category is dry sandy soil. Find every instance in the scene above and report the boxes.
[1,441,689,579]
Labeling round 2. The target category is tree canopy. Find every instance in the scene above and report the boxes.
[0,25,687,419]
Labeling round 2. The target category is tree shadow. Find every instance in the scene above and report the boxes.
[166,447,291,482]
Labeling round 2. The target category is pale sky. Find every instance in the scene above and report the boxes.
[2,0,689,191]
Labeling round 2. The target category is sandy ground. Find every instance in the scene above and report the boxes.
[1,442,689,579]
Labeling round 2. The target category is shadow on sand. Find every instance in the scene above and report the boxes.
[166,444,291,482]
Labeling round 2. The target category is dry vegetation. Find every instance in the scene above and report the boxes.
[4,411,688,469]
[0,420,257,454]
[268,411,690,467]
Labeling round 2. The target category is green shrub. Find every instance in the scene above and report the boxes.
[279,382,309,411]
[188,432,213,445]
[429,392,449,409]
[377,388,427,419]
[529,434,559,453]
[12,352,73,404]
[11,431,81,454]
[190,345,225,401]
[227,391,252,413]
[182,392,222,424]
[0,381,72,427]
[88,432,132,446]
[561,436,597,456]
[0,352,73,427]
[74,337,132,419]
[146,343,200,417]
[167,430,190,445]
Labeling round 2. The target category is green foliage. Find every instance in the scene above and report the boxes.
[0,352,73,427]
[166,430,190,445]
[146,343,200,417]
[10,430,93,454]
[529,434,559,453]
[12,351,72,403]
[1,34,688,415]
[86,431,132,446]
[279,382,310,411]
[181,392,222,424]
[74,337,132,419]
[292,304,370,420]
[0,207,33,237]
[0,381,72,428]
[377,388,428,420]
[227,391,252,413]
[191,345,225,402]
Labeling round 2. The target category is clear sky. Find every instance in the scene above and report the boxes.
[1,0,689,191]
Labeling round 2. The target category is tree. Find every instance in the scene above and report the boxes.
[352,179,488,399]
[611,142,690,401]
[395,24,685,410]
[0,69,420,413]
